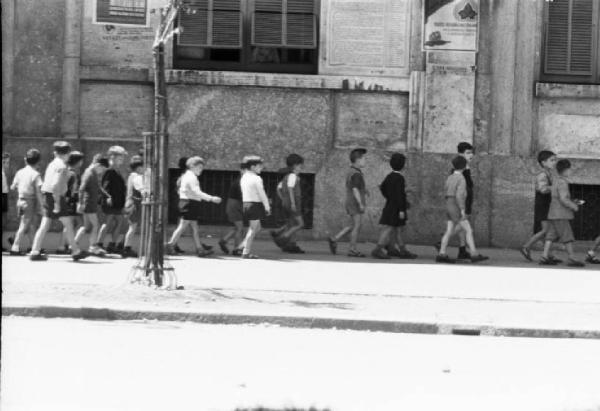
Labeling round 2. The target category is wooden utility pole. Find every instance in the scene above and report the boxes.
[132,2,182,289]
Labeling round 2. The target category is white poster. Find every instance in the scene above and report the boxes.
[423,0,479,51]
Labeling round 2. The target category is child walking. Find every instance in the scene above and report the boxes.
[97,146,128,254]
[328,148,368,257]
[436,156,488,264]
[371,153,417,259]
[166,156,221,257]
[521,150,558,262]
[9,149,43,255]
[30,141,87,261]
[122,155,144,258]
[272,154,305,254]
[2,152,10,251]
[239,155,271,259]
[586,235,600,264]
[56,151,84,254]
[74,154,109,256]
[218,162,246,256]
[540,159,584,267]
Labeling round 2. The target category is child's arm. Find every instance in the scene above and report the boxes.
[189,177,220,203]
[256,178,271,214]
[397,176,407,216]
[557,180,578,211]
[10,172,18,191]
[456,177,467,217]
[352,187,364,211]
[287,174,297,212]
[34,178,44,215]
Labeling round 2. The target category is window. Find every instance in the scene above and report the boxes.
[541,0,600,84]
[168,169,315,229]
[95,0,148,26]
[174,0,319,74]
[569,184,600,241]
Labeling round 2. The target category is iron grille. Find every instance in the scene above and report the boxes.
[569,184,600,241]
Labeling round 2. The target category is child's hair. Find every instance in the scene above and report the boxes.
[457,142,474,154]
[556,159,571,175]
[452,155,467,171]
[66,151,84,167]
[25,149,41,166]
[178,157,189,171]
[350,148,367,163]
[239,161,248,170]
[53,141,72,156]
[286,153,304,168]
[186,156,205,169]
[390,153,406,171]
[243,155,263,168]
[129,155,143,171]
[107,145,127,157]
[537,150,556,166]
[92,154,109,168]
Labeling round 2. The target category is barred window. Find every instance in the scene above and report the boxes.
[174,0,319,74]
[541,0,600,84]
[96,0,148,26]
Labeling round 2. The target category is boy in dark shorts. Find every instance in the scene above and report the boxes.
[272,154,306,254]
[371,153,417,259]
[521,150,558,261]
[9,149,43,255]
[56,151,84,254]
[2,152,10,251]
[541,159,584,267]
[436,156,488,264]
[586,235,600,264]
[166,156,221,257]
[122,155,144,258]
[98,146,127,254]
[328,148,368,257]
[239,155,271,259]
[456,142,475,260]
[30,141,87,261]
[75,154,109,256]
[219,162,246,256]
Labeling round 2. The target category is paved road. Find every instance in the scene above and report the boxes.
[2,317,600,411]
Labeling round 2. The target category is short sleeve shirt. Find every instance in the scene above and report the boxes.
[345,166,366,207]
[41,158,68,195]
[11,166,42,198]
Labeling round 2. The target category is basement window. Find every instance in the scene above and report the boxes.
[569,184,600,240]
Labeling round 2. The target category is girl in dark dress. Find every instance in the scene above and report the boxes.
[371,153,417,259]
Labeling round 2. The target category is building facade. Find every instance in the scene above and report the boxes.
[2,0,599,247]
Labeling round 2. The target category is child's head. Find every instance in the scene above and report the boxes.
[53,141,72,160]
[2,152,10,168]
[107,146,127,167]
[556,159,572,177]
[286,153,304,174]
[66,151,84,169]
[129,155,144,174]
[25,149,41,167]
[389,153,406,172]
[457,142,474,162]
[178,157,189,172]
[186,156,205,176]
[350,148,367,168]
[537,150,557,170]
[243,155,264,174]
[452,155,468,171]
[91,154,109,173]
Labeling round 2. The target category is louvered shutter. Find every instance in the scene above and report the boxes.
[178,0,241,48]
[544,0,594,75]
[252,0,317,48]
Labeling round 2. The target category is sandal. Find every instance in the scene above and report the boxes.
[520,247,532,262]
[348,249,365,258]
[586,254,600,264]
[218,240,230,255]
[242,253,259,259]
[328,238,337,255]
[539,257,557,266]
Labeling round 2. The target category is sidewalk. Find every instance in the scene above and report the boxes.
[2,238,600,339]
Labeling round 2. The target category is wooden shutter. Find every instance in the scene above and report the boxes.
[252,0,317,48]
[178,0,242,48]
[544,0,594,75]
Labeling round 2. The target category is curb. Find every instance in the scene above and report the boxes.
[3,305,600,340]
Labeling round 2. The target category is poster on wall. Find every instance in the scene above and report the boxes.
[422,0,479,51]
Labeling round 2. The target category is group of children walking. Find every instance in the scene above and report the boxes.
[2,141,598,266]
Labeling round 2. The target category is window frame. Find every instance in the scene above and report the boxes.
[93,0,150,27]
[540,0,600,84]
[173,0,320,74]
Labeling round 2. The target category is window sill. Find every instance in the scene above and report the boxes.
[165,69,410,92]
[535,82,600,99]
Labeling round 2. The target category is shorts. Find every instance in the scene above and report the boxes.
[101,204,124,215]
[546,220,575,244]
[80,198,98,214]
[125,202,142,224]
[42,192,69,219]
[179,199,202,221]
[345,199,365,217]
[243,202,266,221]
[1,193,7,213]
[17,197,40,220]
[445,197,462,223]
[226,198,243,223]
[533,194,551,234]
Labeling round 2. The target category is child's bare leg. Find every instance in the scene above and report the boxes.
[349,214,363,251]
[124,222,138,249]
[281,216,304,240]
[11,215,32,252]
[168,219,189,246]
[377,226,393,247]
[439,221,455,255]
[523,223,549,250]
[190,221,202,251]
[565,242,577,260]
[395,227,407,248]
[111,215,125,245]
[459,219,478,255]
[332,222,353,242]
[59,216,81,254]
[31,217,52,254]
[233,221,244,248]
[242,220,261,256]
[542,240,553,259]
[97,215,115,245]
[74,214,90,245]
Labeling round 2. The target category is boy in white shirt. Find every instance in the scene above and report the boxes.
[166,156,221,257]
[9,149,43,255]
[122,155,144,258]
[239,155,271,259]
